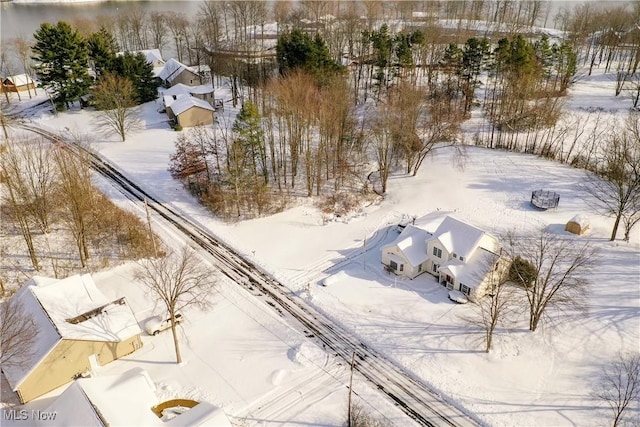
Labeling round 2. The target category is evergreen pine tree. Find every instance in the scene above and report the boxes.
[32,21,91,110]
[88,27,118,77]
[112,52,160,103]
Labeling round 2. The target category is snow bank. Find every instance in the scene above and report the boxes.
[322,271,348,287]
[287,343,327,367]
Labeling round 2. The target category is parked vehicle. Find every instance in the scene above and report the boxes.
[448,290,469,304]
[145,313,183,336]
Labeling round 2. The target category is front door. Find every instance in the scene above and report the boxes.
[390,260,398,271]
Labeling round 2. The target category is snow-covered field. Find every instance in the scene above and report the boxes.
[1,63,639,426]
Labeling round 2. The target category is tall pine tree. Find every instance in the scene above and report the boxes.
[32,21,91,110]
[87,27,118,78]
[112,52,160,103]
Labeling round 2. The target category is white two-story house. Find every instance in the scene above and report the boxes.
[381,213,505,301]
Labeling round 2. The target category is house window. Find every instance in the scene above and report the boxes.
[460,284,470,295]
[399,264,404,272]
[432,263,438,273]
[390,260,398,271]
[418,264,422,272]
[432,247,442,258]
[452,252,457,259]
[460,256,464,262]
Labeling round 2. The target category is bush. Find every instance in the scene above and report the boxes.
[508,256,537,288]
[174,124,183,131]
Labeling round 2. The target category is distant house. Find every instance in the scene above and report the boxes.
[166,95,215,128]
[117,49,165,68]
[2,274,142,403]
[381,213,506,301]
[158,58,203,87]
[2,73,36,93]
[38,368,232,427]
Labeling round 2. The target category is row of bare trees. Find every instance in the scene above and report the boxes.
[0,137,157,278]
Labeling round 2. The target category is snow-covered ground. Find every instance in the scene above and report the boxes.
[2,63,639,426]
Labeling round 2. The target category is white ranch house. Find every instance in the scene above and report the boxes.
[381,213,506,301]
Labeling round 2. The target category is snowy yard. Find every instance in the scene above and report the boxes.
[1,64,639,426]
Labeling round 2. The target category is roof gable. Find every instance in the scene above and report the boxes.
[158,58,199,83]
[383,225,431,266]
[4,74,34,86]
[431,216,491,260]
[162,83,214,99]
[439,248,500,288]
[168,96,215,116]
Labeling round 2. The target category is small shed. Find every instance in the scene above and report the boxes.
[2,74,36,92]
[565,215,590,235]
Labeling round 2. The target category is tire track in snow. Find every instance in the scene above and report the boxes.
[21,123,481,427]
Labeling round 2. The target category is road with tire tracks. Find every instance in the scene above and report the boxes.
[19,122,481,427]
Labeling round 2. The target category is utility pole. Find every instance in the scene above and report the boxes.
[144,198,158,257]
[363,235,366,270]
[348,351,355,427]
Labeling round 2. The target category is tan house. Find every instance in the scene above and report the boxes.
[2,73,36,92]
[39,368,232,427]
[381,213,505,301]
[158,58,202,87]
[2,274,142,403]
[166,96,215,128]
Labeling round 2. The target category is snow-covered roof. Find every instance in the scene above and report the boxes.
[431,216,495,260]
[168,96,215,116]
[158,58,199,83]
[3,73,34,86]
[2,274,141,391]
[39,368,231,427]
[439,248,500,288]
[162,83,214,97]
[395,225,431,266]
[117,49,165,66]
[30,274,141,342]
[37,380,104,427]
[382,211,453,267]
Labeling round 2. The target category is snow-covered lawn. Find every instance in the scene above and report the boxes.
[2,66,639,426]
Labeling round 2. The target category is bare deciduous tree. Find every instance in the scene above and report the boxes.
[584,114,640,241]
[11,36,36,99]
[0,141,40,270]
[0,297,39,369]
[506,230,597,332]
[92,73,140,142]
[54,147,94,268]
[464,254,515,352]
[134,246,217,363]
[593,352,640,427]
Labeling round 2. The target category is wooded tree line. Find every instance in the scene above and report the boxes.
[2,1,637,236]
[0,138,158,283]
[21,21,160,111]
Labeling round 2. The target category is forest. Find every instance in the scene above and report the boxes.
[1,0,639,252]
